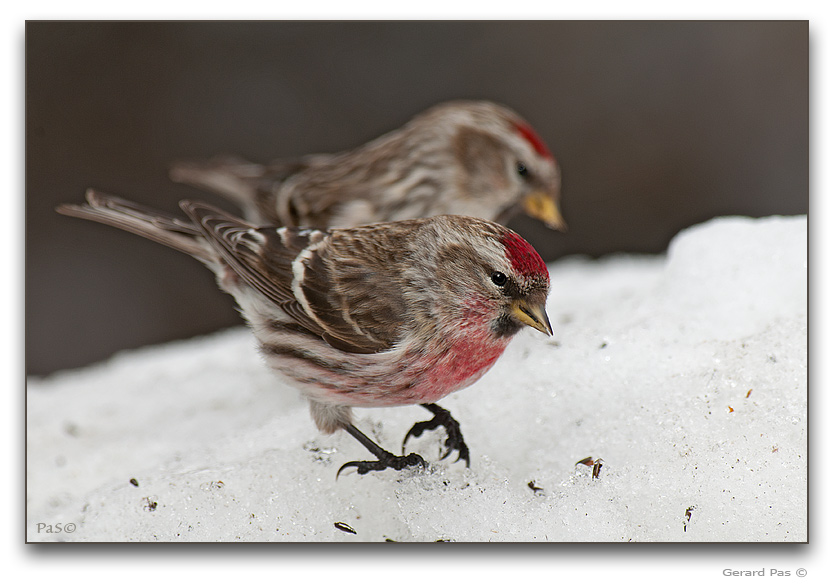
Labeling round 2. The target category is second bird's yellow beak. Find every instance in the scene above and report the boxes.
[522,191,567,232]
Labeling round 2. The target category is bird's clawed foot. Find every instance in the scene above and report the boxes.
[403,403,470,467]
[338,423,427,477]
[337,451,427,477]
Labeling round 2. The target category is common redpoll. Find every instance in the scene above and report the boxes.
[57,190,552,475]
[170,100,566,231]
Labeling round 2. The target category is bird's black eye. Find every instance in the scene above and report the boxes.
[516,162,529,178]
[491,271,508,286]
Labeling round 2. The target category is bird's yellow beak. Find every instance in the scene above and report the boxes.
[522,191,567,232]
[511,300,553,336]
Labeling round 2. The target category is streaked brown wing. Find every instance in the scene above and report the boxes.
[180,201,325,333]
[296,240,404,354]
[181,201,404,354]
[307,231,411,351]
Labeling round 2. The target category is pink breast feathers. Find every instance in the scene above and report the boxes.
[418,334,511,403]
[412,292,513,402]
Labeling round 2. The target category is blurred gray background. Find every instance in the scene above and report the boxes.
[26,21,808,376]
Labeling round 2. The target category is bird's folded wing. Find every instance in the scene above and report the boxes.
[181,201,403,355]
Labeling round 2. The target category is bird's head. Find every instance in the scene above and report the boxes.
[415,101,566,231]
[488,229,553,337]
[411,216,553,341]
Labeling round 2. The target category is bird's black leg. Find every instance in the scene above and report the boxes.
[402,403,470,467]
[337,424,427,477]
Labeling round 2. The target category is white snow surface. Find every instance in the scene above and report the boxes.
[27,216,807,542]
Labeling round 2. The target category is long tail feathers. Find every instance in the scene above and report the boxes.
[56,189,211,261]
[168,156,262,206]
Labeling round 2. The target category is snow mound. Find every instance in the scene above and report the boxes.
[27,215,807,542]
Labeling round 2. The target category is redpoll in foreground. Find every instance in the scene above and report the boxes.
[57,190,552,475]
[170,100,566,231]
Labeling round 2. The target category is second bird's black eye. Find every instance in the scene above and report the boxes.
[491,271,508,286]
[516,162,529,178]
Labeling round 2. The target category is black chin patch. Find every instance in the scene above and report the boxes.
[491,314,523,338]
